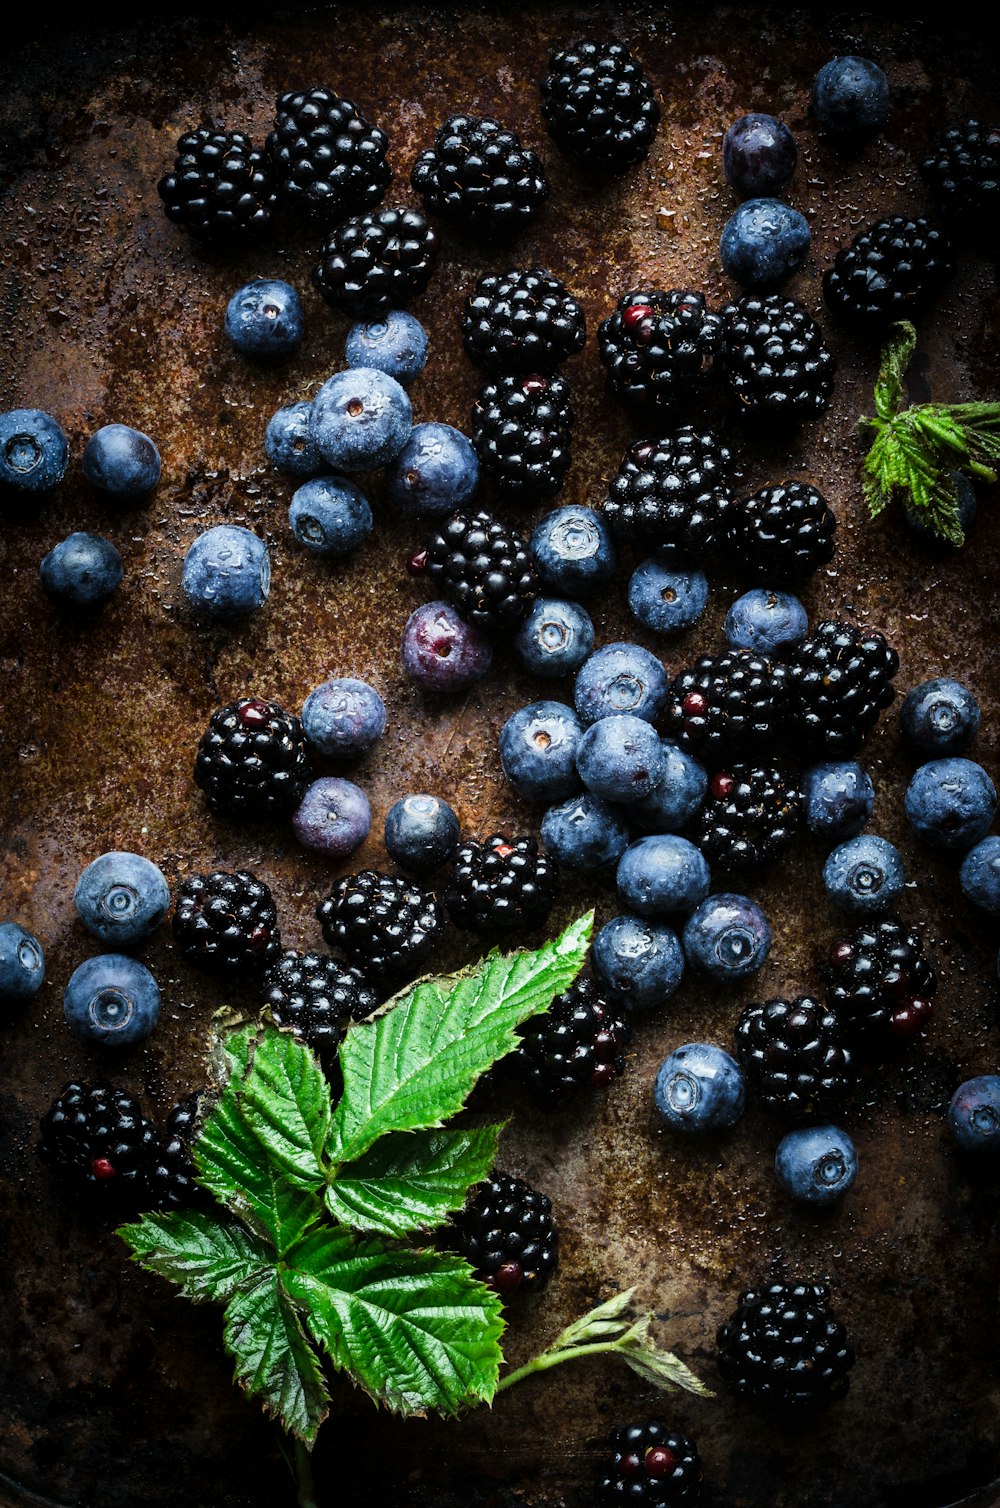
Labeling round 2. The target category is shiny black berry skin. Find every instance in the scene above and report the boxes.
[157,129,276,241]
[411,114,548,239]
[690,766,802,871]
[471,374,573,502]
[38,1082,158,1198]
[663,650,788,758]
[517,976,631,1108]
[462,268,586,373]
[719,292,836,425]
[823,217,953,333]
[541,39,661,174]
[825,916,937,1043]
[172,870,281,974]
[598,290,722,414]
[312,206,438,317]
[266,87,390,225]
[425,509,538,633]
[920,119,1000,234]
[601,428,732,559]
[316,870,443,983]
[598,1421,703,1506]
[445,833,559,934]
[787,620,899,755]
[194,697,311,819]
[716,1280,855,1407]
[451,1171,558,1294]
[729,480,837,582]
[262,950,379,1058]
[735,996,854,1122]
[147,1092,209,1211]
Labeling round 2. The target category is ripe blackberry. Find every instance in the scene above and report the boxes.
[823,217,953,333]
[716,1280,855,1407]
[424,509,538,633]
[786,620,899,755]
[471,374,573,502]
[540,39,661,174]
[825,916,937,1043]
[445,833,559,934]
[194,697,311,819]
[663,650,788,758]
[735,997,854,1122]
[38,1082,158,1198]
[920,120,1000,234]
[266,87,390,225]
[451,1171,558,1294]
[729,480,837,582]
[516,976,631,1108]
[157,128,276,241]
[147,1092,209,1211]
[597,1421,703,1507]
[461,268,586,374]
[411,114,548,240]
[719,293,836,425]
[598,290,722,414]
[262,949,378,1058]
[601,428,732,559]
[316,870,443,983]
[172,870,281,974]
[311,206,438,317]
[690,766,802,871]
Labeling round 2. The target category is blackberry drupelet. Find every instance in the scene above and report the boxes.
[598,290,722,414]
[663,650,788,758]
[729,480,837,582]
[461,268,586,373]
[601,428,733,559]
[157,129,276,241]
[172,870,281,974]
[690,766,802,871]
[316,870,443,982]
[266,87,390,225]
[471,374,573,501]
[147,1092,209,1211]
[194,697,311,819]
[920,120,1000,233]
[540,38,661,173]
[823,217,953,333]
[719,292,836,425]
[735,997,854,1122]
[410,114,548,239]
[445,833,559,933]
[825,916,937,1042]
[451,1171,558,1293]
[311,206,438,317]
[597,1421,703,1507]
[516,976,631,1107]
[262,949,378,1057]
[425,509,539,632]
[38,1082,158,1198]
[787,619,899,755]
[716,1280,855,1407]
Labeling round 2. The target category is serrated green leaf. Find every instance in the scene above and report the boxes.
[328,912,592,1166]
[235,1027,332,1189]
[326,1125,502,1237]
[225,1270,330,1444]
[873,319,916,422]
[283,1226,505,1416]
[616,1314,716,1397]
[118,1209,271,1302]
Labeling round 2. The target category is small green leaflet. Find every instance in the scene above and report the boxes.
[326,1125,502,1237]
[118,1209,271,1303]
[224,1270,330,1443]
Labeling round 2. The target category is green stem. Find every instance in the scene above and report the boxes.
[495,1337,625,1393]
[294,1438,319,1508]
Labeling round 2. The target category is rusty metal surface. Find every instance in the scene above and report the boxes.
[1,4,1000,1506]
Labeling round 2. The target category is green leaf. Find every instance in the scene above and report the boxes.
[328,912,593,1166]
[235,1027,333,1189]
[872,319,916,423]
[225,1270,329,1444]
[282,1226,505,1416]
[326,1125,502,1237]
[118,1209,271,1302]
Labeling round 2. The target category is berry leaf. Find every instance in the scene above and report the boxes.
[326,1125,503,1238]
[225,1270,330,1445]
[233,1025,333,1187]
[118,1208,271,1303]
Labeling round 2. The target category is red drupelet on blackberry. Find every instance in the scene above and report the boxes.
[735,996,854,1122]
[786,619,899,755]
[38,1081,159,1200]
[158,129,276,241]
[266,87,391,225]
[462,268,586,373]
[262,949,379,1058]
[663,650,788,758]
[597,1420,703,1507]
[194,697,311,819]
[598,290,722,414]
[172,870,281,974]
[825,916,937,1044]
[311,205,439,317]
[425,509,539,632]
[719,292,836,425]
[689,765,802,871]
[541,39,661,174]
[716,1280,855,1407]
[728,480,837,582]
[516,976,631,1108]
[601,427,733,559]
[316,870,443,984]
[445,833,559,934]
[823,217,953,334]
[410,114,548,240]
[920,119,1000,234]
[471,373,573,501]
[450,1171,558,1294]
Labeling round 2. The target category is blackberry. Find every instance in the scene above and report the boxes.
[311,206,438,317]
[716,1280,855,1407]
[825,916,937,1043]
[450,1171,558,1293]
[540,38,661,174]
[194,697,311,820]
[157,128,275,241]
[411,114,548,240]
[663,650,788,758]
[147,1092,209,1211]
[719,293,836,425]
[516,976,631,1108]
[735,997,854,1122]
[38,1082,158,1198]
[262,949,378,1057]
[597,1421,703,1507]
[471,374,573,502]
[598,290,722,414]
[172,870,281,974]
[690,766,802,871]
[461,268,586,374]
[316,870,443,983]
[424,509,539,633]
[266,87,390,225]
[601,428,733,559]
[786,619,899,755]
[920,120,1000,234]
[823,217,953,333]
[445,833,559,934]
[729,480,837,582]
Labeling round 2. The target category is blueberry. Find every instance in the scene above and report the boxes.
[630,741,708,833]
[628,560,708,636]
[904,758,998,852]
[0,922,45,1004]
[720,198,812,289]
[401,600,493,692]
[959,836,1000,914]
[654,1042,746,1134]
[385,422,479,518]
[301,678,386,758]
[514,598,595,678]
[345,311,428,387]
[289,476,373,557]
[724,588,808,654]
[182,525,270,619]
[74,852,170,946]
[384,794,460,872]
[802,761,874,840]
[901,677,980,756]
[811,56,891,138]
[591,914,685,1011]
[616,834,711,917]
[529,506,617,598]
[265,402,325,479]
[309,368,412,472]
[292,777,371,857]
[82,424,161,501]
[574,641,669,725]
[774,1124,858,1205]
[948,1076,1000,1152]
[905,473,976,547]
[822,834,904,915]
[540,792,630,872]
[499,700,584,802]
[576,715,666,805]
[723,113,798,197]
[0,408,68,494]
[63,953,160,1047]
[682,892,772,981]
[224,279,304,360]
[40,532,123,608]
